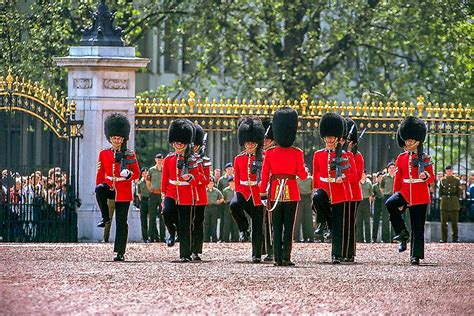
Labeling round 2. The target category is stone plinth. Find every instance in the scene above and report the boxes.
[54,46,149,242]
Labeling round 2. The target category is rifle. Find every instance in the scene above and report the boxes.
[251,145,264,183]
[351,127,367,154]
[178,141,195,177]
[413,144,432,175]
[331,143,350,178]
[342,124,355,152]
[197,132,208,157]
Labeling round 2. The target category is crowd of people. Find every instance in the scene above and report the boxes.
[0,167,73,241]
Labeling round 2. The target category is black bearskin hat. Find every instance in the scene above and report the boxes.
[104,113,130,140]
[261,117,274,140]
[344,118,358,143]
[194,123,205,146]
[237,117,265,147]
[168,119,194,144]
[399,116,427,143]
[319,112,344,138]
[273,107,298,148]
[396,128,405,148]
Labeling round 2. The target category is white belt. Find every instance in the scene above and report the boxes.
[240,180,258,186]
[320,177,336,183]
[106,176,126,182]
[403,178,425,184]
[169,179,190,186]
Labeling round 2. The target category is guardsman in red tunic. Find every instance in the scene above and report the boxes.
[341,118,364,262]
[161,119,201,262]
[312,112,355,264]
[261,117,275,262]
[259,108,308,266]
[190,124,211,261]
[230,117,265,263]
[95,113,140,262]
[386,116,434,265]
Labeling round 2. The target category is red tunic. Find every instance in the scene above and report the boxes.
[161,153,201,205]
[234,151,262,206]
[393,151,434,205]
[96,148,140,202]
[349,152,364,202]
[259,146,308,201]
[193,157,211,205]
[312,148,355,205]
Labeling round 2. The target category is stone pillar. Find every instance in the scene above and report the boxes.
[54,46,149,241]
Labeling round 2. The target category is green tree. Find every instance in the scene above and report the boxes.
[1,0,472,103]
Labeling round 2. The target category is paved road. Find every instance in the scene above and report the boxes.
[1,242,473,314]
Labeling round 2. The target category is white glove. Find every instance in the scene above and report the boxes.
[120,169,132,179]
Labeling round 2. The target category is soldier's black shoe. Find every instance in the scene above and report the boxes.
[324,230,333,241]
[393,229,410,242]
[191,253,201,261]
[332,256,342,264]
[97,219,111,228]
[314,222,327,238]
[343,256,354,262]
[252,256,261,263]
[113,253,125,261]
[282,260,295,266]
[393,229,409,252]
[263,255,273,262]
[239,231,249,242]
[410,257,420,265]
[180,257,191,263]
[273,261,283,266]
[166,235,175,247]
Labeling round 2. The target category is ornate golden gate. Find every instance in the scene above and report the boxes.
[134,92,472,221]
[0,69,82,242]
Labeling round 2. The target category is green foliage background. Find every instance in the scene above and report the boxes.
[0,0,472,103]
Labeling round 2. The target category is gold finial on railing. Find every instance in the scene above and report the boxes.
[219,99,225,114]
[263,99,269,115]
[433,102,440,118]
[378,101,384,117]
[416,95,425,116]
[14,76,19,92]
[0,76,4,91]
[166,97,172,114]
[401,101,407,117]
[136,97,143,114]
[180,98,186,114]
[225,98,232,115]
[233,97,239,115]
[248,99,255,115]
[347,101,353,117]
[300,93,308,115]
[456,103,463,119]
[270,99,277,114]
[362,101,369,117]
[370,101,376,117]
[449,103,455,119]
[211,98,218,114]
[465,104,471,120]
[408,101,415,116]
[6,67,13,90]
[340,101,346,116]
[21,77,26,93]
[204,97,210,114]
[441,103,448,118]
[355,101,361,117]
[426,102,432,118]
[158,98,165,114]
[309,100,316,116]
[255,99,262,115]
[188,91,195,113]
[385,101,391,117]
[172,98,179,114]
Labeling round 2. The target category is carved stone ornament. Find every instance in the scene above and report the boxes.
[103,79,128,89]
[73,78,92,89]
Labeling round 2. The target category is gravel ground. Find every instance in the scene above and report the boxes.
[0,242,473,314]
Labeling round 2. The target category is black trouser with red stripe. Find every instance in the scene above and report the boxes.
[163,197,192,259]
[272,201,298,264]
[342,201,358,259]
[230,192,263,259]
[95,183,130,255]
[312,189,332,230]
[386,192,427,259]
[191,204,205,254]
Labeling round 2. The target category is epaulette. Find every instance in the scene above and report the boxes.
[266,145,277,151]
[292,146,303,152]
[236,150,247,157]
[316,148,326,153]
[202,156,212,167]
[166,152,175,157]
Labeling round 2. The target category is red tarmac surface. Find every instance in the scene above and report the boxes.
[1,242,473,314]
